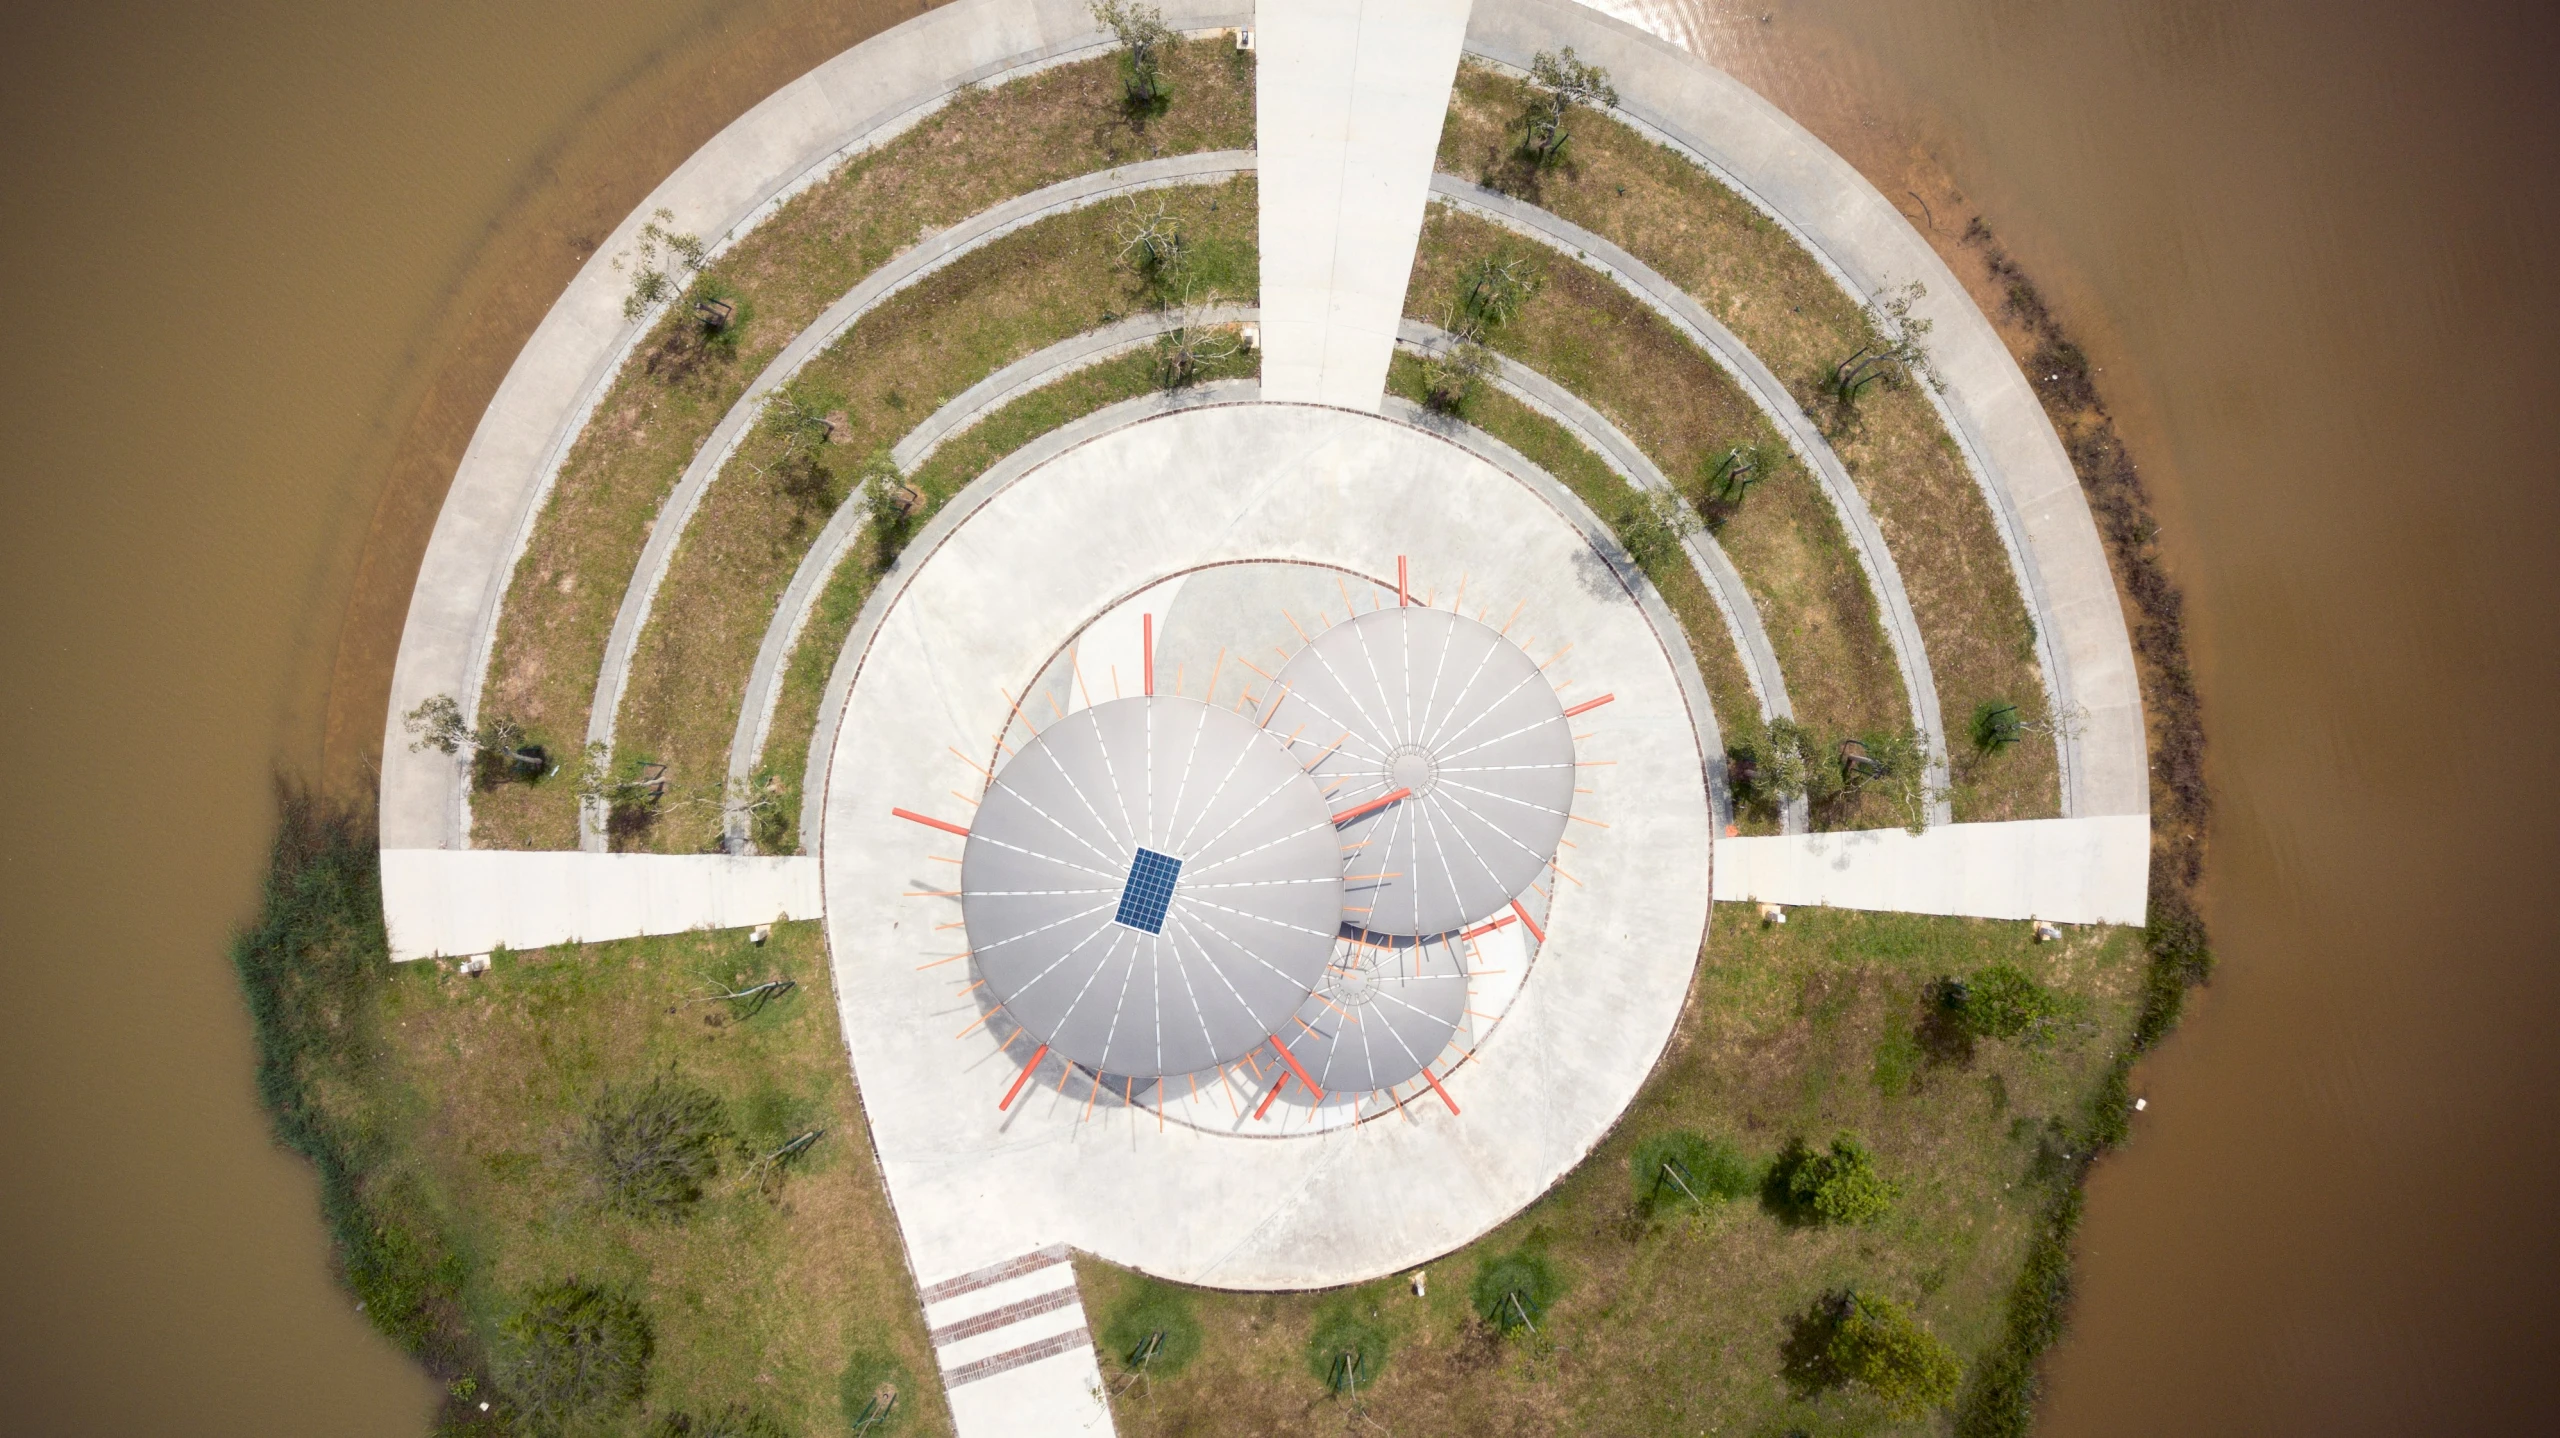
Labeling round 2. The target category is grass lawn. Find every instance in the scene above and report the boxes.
[611,178,1258,853]
[1438,64,2058,823]
[1383,351,1776,835]
[1408,206,1922,830]
[753,342,1260,854]
[471,42,1255,850]
[1082,905,2146,1437]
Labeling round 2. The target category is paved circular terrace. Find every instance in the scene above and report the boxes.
[820,400,1713,1288]
[960,696,1343,1078]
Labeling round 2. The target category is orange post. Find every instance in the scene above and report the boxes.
[1266,1034,1325,1103]
[999,1043,1049,1110]
[1331,787,1412,825]
[1252,1071,1290,1119]
[892,807,971,838]
[1510,898,1546,944]
[1420,1065,1462,1115]
[1561,693,1616,718]
[1459,913,1519,941]
[1143,613,1154,696]
[1397,555,1409,607]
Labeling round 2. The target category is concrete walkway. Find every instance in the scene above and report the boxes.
[380,0,1249,853]
[378,850,821,962]
[1712,815,2150,925]
[724,309,1255,848]
[1256,0,1473,407]
[1432,175,1956,823]
[582,152,1255,850]
[1465,0,2145,823]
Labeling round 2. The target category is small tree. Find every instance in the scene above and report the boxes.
[1827,1289,1962,1419]
[1472,1248,1562,1336]
[1152,306,1240,391]
[1826,281,1939,409]
[1782,1133,1897,1225]
[1734,716,1830,811]
[404,694,544,787]
[1842,725,1938,834]
[1093,0,1175,115]
[859,453,921,564]
[1420,332,1494,414]
[1958,962,2069,1045]
[1456,248,1542,335]
[1617,485,1703,574]
[1971,698,2025,752]
[580,1073,728,1217]
[1632,1130,1757,1217]
[617,209,708,322]
[503,1280,655,1435]
[1306,1304,1391,1396]
[1700,443,1768,527]
[1520,48,1619,167]
[1115,194,1189,299]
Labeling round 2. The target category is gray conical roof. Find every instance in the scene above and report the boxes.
[1263,607,1575,936]
[1279,933,1467,1095]
[961,697,1343,1078]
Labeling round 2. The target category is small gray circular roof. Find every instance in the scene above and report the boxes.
[1265,607,1575,936]
[961,697,1343,1078]
[1281,934,1467,1095]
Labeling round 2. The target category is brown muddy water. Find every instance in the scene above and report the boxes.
[0,0,2550,1432]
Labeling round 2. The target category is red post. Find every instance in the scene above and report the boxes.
[1562,693,1616,718]
[999,1043,1049,1110]
[1266,1034,1325,1103]
[1459,913,1519,941]
[1252,1071,1290,1119]
[1420,1065,1461,1115]
[1510,898,1546,944]
[1397,555,1409,607]
[1143,613,1154,696]
[1331,787,1412,825]
[892,807,971,838]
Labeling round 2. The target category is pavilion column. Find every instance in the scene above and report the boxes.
[1254,0,1473,410]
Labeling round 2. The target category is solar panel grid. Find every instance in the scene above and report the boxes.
[1114,846,1183,933]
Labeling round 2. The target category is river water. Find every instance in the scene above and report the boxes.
[1,0,2551,1432]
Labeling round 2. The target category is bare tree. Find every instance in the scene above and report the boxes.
[1115,194,1189,296]
[1152,299,1240,391]
[1827,281,1940,408]
[615,208,708,321]
[1093,0,1175,113]
[1521,48,1619,167]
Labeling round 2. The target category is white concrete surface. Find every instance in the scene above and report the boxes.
[815,401,1712,1289]
[379,0,1247,852]
[1469,0,2149,822]
[1710,815,2150,925]
[378,849,821,962]
[1255,0,1473,408]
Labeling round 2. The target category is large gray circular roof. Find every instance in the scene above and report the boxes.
[960,696,1343,1078]
[1264,607,1576,936]
[1281,934,1467,1096]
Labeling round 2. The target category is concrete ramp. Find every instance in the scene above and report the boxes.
[379,850,823,961]
[1711,816,2151,925]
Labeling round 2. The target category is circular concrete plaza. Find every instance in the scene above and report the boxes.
[819,399,1714,1288]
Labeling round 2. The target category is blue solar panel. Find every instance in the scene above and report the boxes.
[1115,847,1183,933]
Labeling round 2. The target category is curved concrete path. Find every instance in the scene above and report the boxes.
[379,0,1250,852]
[1432,174,1955,823]
[1465,0,2140,822]
[1396,318,1807,833]
[723,306,1255,847]
[579,152,1255,849]
[816,399,1712,1290]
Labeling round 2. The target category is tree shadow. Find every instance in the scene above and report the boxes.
[1779,1292,1849,1399]
[1759,1138,1815,1227]
[1917,977,1978,1068]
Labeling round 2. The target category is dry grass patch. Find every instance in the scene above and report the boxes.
[374,922,944,1434]
[473,44,1255,848]
[614,180,1257,853]
[1384,352,1773,834]
[1439,63,2057,821]
[1090,906,2145,1437]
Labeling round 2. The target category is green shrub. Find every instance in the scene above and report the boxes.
[1631,1131,1757,1216]
[1472,1248,1563,1334]
[1776,1133,1897,1225]
[502,1280,655,1434]
[838,1348,911,1434]
[1960,963,2066,1044]
[1828,1289,1962,1419]
[1099,1277,1204,1379]
[579,1073,729,1217]
[1305,1303,1391,1395]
